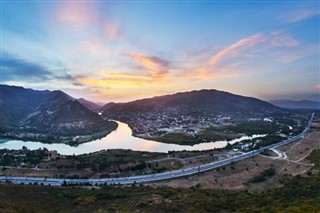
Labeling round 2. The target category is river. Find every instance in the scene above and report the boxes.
[0,121,266,155]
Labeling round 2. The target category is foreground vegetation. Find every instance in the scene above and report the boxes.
[0,172,319,212]
[0,149,319,213]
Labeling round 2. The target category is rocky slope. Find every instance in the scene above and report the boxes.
[0,85,117,144]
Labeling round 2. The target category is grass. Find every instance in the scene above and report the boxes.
[148,132,201,145]
[307,149,320,169]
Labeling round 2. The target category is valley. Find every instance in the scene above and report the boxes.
[2,1,319,212]
[1,85,319,212]
[0,112,317,187]
[100,90,309,146]
[0,129,319,212]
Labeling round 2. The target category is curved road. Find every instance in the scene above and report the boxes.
[0,113,314,186]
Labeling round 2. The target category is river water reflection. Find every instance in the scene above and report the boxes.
[0,121,266,155]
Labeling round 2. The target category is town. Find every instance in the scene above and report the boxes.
[103,107,309,146]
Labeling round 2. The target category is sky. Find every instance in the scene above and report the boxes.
[1,0,319,103]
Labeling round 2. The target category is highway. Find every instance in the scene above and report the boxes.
[0,113,315,186]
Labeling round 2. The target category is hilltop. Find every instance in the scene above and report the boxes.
[270,99,320,110]
[102,89,280,116]
[0,85,117,144]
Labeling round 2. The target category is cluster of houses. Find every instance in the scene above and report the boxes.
[120,109,236,135]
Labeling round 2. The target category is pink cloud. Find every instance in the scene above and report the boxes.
[283,9,320,23]
[56,1,98,27]
[185,31,304,79]
[105,20,121,40]
[208,33,268,67]
[81,40,109,57]
[55,1,122,40]
[278,55,302,63]
[208,31,302,66]
[271,35,300,47]
[276,43,319,63]
[208,32,300,67]
[191,33,270,77]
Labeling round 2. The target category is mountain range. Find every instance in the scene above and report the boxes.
[2,85,315,145]
[77,98,103,111]
[0,85,117,144]
[270,99,320,110]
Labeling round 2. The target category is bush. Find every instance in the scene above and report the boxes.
[249,167,276,183]
[74,195,96,205]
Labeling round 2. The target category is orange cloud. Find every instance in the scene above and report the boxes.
[77,77,147,88]
[125,53,170,77]
[85,86,180,103]
[100,72,151,80]
[180,69,240,80]
[76,72,170,89]
[74,52,172,94]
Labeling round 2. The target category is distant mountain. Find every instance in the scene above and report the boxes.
[101,89,281,117]
[77,98,102,111]
[0,85,117,143]
[270,99,320,109]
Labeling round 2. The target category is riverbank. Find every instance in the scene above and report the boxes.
[0,122,118,146]
[136,131,240,146]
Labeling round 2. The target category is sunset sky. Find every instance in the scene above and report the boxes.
[1,1,319,102]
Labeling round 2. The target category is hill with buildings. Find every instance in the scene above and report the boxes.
[102,89,281,117]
